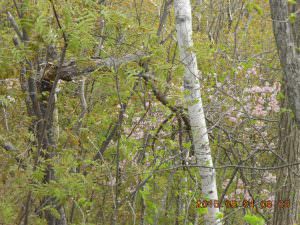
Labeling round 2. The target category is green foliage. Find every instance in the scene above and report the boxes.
[0,200,15,224]
[246,2,263,15]
[0,0,284,224]
[289,13,297,24]
[197,207,208,215]
[277,90,285,101]
[288,0,297,5]
[216,212,224,219]
[243,213,265,225]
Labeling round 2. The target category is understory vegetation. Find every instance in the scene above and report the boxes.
[0,0,298,225]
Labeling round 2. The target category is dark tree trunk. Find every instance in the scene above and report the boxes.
[269,0,300,224]
[272,87,300,225]
[39,79,67,225]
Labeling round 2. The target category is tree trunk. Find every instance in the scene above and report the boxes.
[269,0,300,125]
[195,0,203,32]
[291,0,300,51]
[272,87,300,225]
[39,79,67,225]
[269,0,300,224]
[174,0,221,224]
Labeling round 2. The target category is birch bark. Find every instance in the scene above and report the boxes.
[174,0,221,224]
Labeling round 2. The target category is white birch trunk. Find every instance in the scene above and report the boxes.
[174,1,221,224]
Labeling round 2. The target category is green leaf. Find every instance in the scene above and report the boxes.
[243,214,265,225]
[49,207,61,220]
[216,212,224,219]
[289,13,297,24]
[288,0,297,5]
[197,207,208,215]
[246,3,263,15]
[277,91,285,101]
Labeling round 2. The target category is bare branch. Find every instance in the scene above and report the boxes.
[7,11,23,41]
[46,51,148,81]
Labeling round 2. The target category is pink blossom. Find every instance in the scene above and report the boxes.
[246,86,263,93]
[246,67,257,76]
[262,86,273,93]
[252,104,267,116]
[250,67,257,75]
[269,95,280,112]
[228,116,238,123]
[257,97,264,105]
[244,103,252,113]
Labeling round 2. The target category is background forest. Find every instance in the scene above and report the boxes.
[0,0,299,225]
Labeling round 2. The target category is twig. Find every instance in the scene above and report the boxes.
[7,11,23,40]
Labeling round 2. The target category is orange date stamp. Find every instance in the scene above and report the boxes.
[196,199,290,209]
